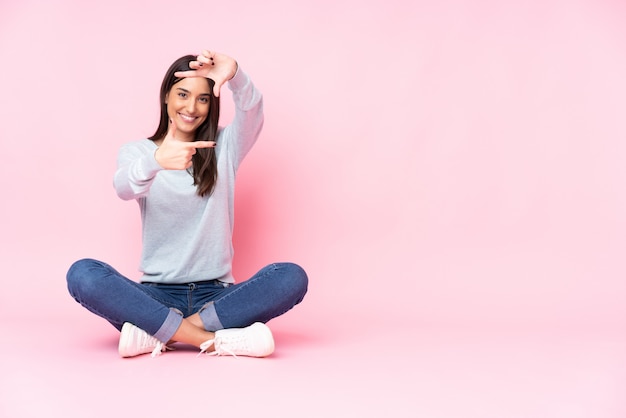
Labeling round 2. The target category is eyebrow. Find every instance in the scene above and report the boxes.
[175,87,211,97]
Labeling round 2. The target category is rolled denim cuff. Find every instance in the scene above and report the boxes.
[198,302,224,332]
[153,308,183,342]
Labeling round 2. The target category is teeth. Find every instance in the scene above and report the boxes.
[179,113,196,122]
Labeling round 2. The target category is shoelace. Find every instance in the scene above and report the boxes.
[151,342,174,358]
[198,339,215,357]
[197,338,238,358]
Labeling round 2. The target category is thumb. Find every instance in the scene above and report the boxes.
[164,118,177,142]
[212,81,224,97]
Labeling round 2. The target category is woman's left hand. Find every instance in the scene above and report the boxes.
[174,50,238,97]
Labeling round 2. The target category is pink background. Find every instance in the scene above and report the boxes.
[1,0,625,417]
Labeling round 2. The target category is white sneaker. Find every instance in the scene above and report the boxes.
[119,322,168,358]
[199,322,275,358]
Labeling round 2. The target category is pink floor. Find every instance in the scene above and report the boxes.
[2,311,624,417]
[1,251,625,417]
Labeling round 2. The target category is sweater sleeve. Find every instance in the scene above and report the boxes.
[222,68,264,169]
[113,141,163,200]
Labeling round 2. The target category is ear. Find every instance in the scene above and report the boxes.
[164,91,169,104]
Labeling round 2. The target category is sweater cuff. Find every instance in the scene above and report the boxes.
[227,66,248,91]
[139,152,164,179]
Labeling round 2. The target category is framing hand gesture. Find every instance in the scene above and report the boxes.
[174,50,238,97]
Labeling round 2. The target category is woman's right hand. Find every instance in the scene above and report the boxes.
[154,120,215,170]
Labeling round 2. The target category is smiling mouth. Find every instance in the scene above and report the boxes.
[178,113,197,123]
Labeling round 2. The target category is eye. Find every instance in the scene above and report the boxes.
[198,97,209,104]
[178,92,187,98]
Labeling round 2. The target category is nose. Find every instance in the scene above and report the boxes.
[186,99,197,114]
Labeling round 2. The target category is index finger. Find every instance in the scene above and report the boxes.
[187,141,216,149]
[174,70,198,78]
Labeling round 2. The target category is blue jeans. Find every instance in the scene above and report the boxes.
[66,259,308,343]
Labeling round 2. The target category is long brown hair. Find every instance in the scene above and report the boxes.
[149,55,221,197]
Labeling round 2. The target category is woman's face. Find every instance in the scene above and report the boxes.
[165,77,211,141]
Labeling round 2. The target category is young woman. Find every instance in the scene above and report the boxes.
[66,50,308,358]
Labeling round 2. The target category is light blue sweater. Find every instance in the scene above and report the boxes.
[113,69,263,284]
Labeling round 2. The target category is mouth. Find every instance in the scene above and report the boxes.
[178,113,198,123]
